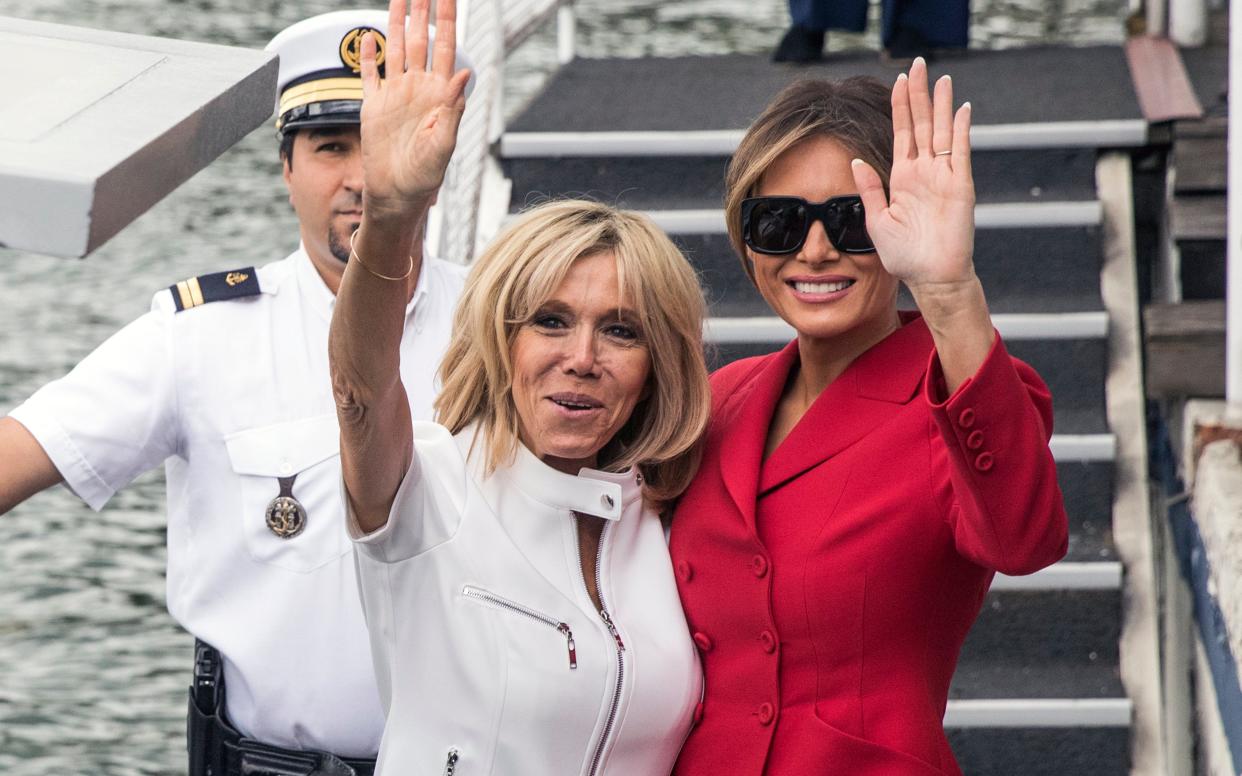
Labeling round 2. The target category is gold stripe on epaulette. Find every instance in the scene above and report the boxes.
[188,277,205,308]
[176,281,194,310]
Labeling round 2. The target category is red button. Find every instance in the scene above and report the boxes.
[974,452,994,472]
[958,408,976,428]
[751,555,769,578]
[966,430,984,450]
[759,630,777,654]
[693,632,714,652]
[757,702,775,726]
[677,560,694,583]
[693,702,704,725]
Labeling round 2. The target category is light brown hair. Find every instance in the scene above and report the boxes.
[724,77,894,284]
[435,199,711,509]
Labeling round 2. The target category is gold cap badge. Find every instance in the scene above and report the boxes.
[339,27,386,73]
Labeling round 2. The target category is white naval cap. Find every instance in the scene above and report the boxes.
[264,9,474,137]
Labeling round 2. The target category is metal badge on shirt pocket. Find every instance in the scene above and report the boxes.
[265,475,307,538]
[224,414,348,573]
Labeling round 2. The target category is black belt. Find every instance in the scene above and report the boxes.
[188,640,376,776]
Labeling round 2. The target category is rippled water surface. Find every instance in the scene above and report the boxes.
[1,0,1125,771]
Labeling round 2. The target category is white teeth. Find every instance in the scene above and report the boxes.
[793,280,853,294]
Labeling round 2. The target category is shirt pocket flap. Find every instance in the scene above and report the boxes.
[224,413,341,476]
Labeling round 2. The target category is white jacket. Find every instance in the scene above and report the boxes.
[349,422,702,775]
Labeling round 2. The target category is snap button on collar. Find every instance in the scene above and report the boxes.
[602,493,615,510]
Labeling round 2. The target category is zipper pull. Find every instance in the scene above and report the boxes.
[559,623,578,669]
[444,747,459,776]
[600,609,626,651]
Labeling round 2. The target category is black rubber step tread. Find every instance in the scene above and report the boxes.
[1054,461,1116,563]
[502,148,1099,212]
[1003,338,1108,437]
[707,343,1115,554]
[952,589,1123,700]
[509,48,1141,133]
[1178,239,1226,300]
[677,226,1104,318]
[949,727,1130,775]
[1172,194,1226,241]
[708,338,1107,436]
[1172,135,1226,193]
[1181,44,1228,117]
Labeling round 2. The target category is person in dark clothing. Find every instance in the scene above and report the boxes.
[775,0,969,63]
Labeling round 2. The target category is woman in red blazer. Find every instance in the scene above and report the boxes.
[669,60,1068,775]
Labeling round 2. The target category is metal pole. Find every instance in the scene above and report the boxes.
[557,1,576,65]
[1228,0,1242,411]
[1168,0,1208,46]
[1147,0,1167,36]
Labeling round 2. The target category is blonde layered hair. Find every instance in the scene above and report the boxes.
[435,200,711,509]
[724,77,894,285]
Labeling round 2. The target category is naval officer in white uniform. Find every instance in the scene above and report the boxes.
[0,10,469,774]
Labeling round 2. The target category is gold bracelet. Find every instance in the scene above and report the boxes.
[348,229,414,282]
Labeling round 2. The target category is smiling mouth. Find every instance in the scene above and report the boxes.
[549,395,604,412]
[789,279,855,294]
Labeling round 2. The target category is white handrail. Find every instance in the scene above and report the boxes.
[433,0,573,262]
[1228,0,1241,411]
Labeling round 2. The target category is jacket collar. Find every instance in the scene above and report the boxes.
[490,428,641,521]
[715,313,933,528]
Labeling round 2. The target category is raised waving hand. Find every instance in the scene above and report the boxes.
[851,58,976,290]
[853,58,994,393]
[358,0,472,221]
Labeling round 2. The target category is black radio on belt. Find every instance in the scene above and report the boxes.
[186,640,375,776]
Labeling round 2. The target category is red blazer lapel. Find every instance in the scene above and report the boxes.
[759,317,935,494]
[713,341,800,533]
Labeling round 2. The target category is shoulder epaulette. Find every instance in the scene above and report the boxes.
[168,267,261,312]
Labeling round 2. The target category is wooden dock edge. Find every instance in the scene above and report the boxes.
[1144,300,1227,397]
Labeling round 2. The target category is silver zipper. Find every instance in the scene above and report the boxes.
[585,520,626,776]
[461,585,577,669]
[443,747,459,776]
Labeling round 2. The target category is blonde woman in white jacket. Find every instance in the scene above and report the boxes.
[328,1,712,773]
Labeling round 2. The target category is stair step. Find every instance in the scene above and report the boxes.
[1056,461,1116,563]
[992,561,1120,591]
[501,121,1145,157]
[944,698,1130,727]
[706,324,1109,435]
[502,147,1099,211]
[1178,239,1227,300]
[1171,194,1226,241]
[954,588,1123,699]
[948,727,1131,775]
[642,201,1101,234]
[678,226,1103,318]
[704,312,1108,344]
[1172,134,1226,193]
[506,49,1145,136]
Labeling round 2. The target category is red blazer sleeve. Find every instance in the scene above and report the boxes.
[924,333,1069,575]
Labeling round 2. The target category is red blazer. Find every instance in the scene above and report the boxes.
[670,316,1068,776]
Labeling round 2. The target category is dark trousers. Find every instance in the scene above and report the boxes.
[788,0,969,48]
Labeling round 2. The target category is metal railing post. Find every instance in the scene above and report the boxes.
[557,1,576,64]
[1229,0,1242,414]
[1169,0,1208,46]
[1147,0,1168,35]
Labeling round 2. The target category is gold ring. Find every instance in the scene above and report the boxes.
[934,150,952,156]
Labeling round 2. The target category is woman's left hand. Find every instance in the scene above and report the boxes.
[852,58,976,293]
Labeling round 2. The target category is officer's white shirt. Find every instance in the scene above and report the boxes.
[9,247,467,758]
[349,422,703,775]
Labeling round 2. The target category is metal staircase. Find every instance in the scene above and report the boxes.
[494,49,1155,774]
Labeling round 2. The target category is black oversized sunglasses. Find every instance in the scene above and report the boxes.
[740,195,875,255]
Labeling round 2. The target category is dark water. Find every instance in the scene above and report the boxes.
[0,0,1125,772]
